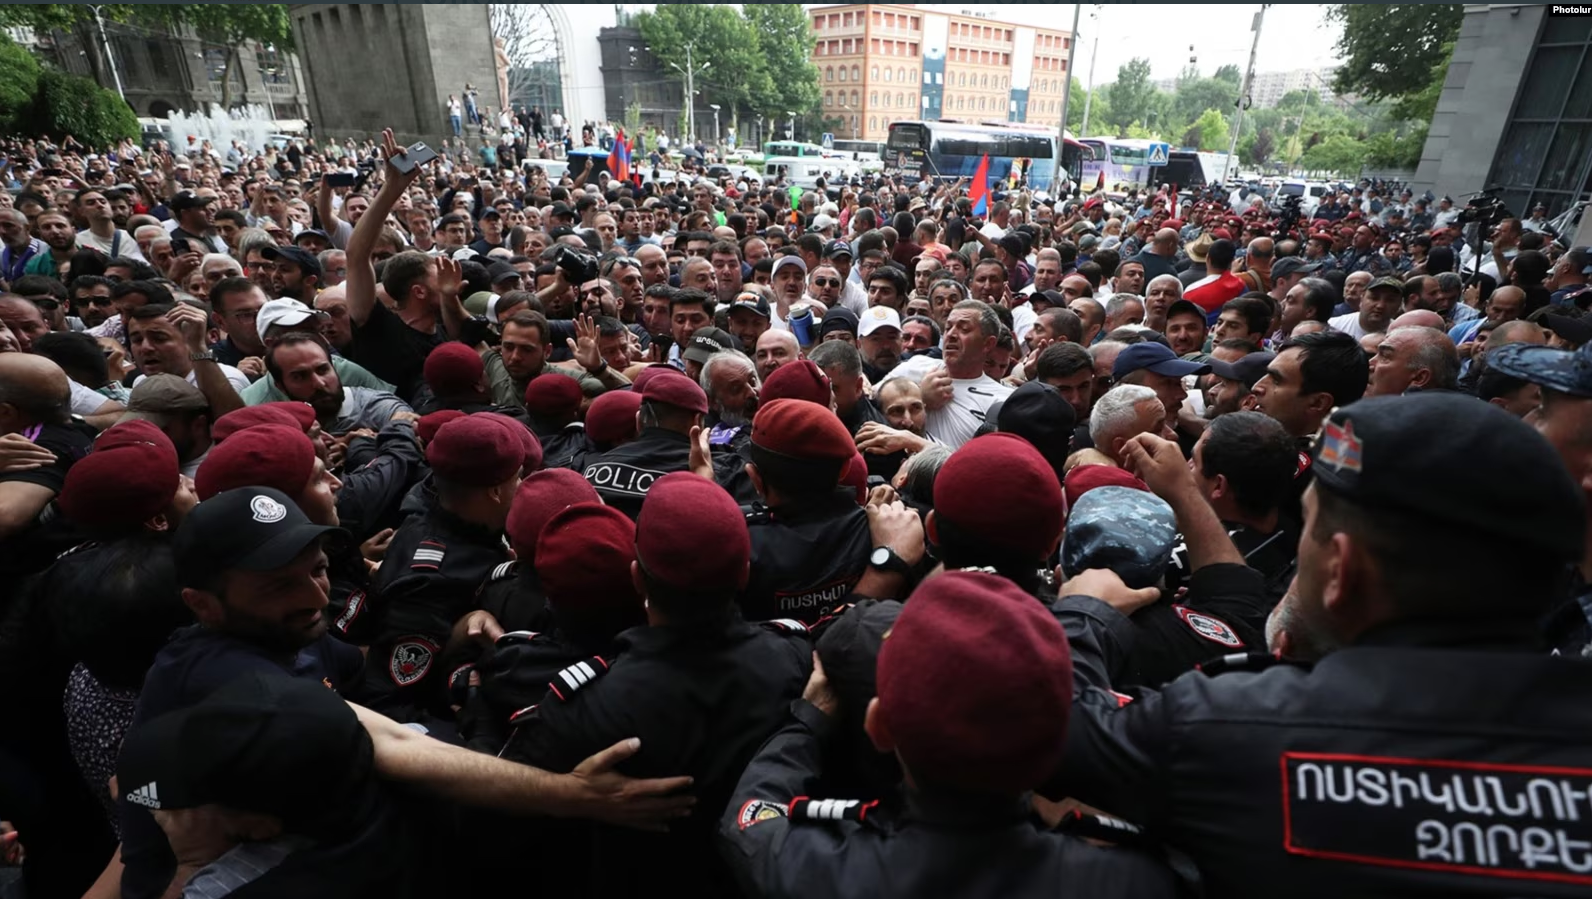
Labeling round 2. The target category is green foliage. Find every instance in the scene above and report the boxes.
[1102,58,1155,137]
[636,5,764,135]
[1299,133,1366,176]
[0,34,41,127]
[1188,108,1230,151]
[1173,76,1239,131]
[32,68,137,147]
[1327,4,1461,103]
[1249,128,1275,165]
[744,5,821,120]
[1212,64,1242,86]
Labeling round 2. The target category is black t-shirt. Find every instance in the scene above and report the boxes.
[0,421,94,582]
[348,301,444,402]
[840,397,904,482]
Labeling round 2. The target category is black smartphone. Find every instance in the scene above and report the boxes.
[391,142,440,174]
[170,237,193,256]
[324,171,357,188]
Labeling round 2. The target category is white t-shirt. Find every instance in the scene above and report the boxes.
[887,355,1013,450]
[76,229,146,262]
[134,364,251,395]
[979,221,1008,241]
[1327,312,1370,340]
[69,379,114,415]
[1011,302,1037,343]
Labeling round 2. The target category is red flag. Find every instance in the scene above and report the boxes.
[969,154,991,216]
[608,128,629,183]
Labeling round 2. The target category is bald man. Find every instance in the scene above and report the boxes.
[1366,326,1459,397]
[754,328,801,381]
[1129,228,1180,283]
[1389,309,1446,332]
[0,353,94,540]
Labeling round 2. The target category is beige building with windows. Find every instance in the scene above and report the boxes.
[810,4,1072,142]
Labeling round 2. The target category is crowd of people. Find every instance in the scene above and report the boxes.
[0,119,1590,899]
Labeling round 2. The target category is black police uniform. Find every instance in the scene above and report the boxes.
[536,421,590,471]
[1055,563,1268,690]
[501,617,811,897]
[580,425,693,520]
[349,506,508,723]
[720,699,1181,898]
[335,420,428,542]
[839,397,907,482]
[472,560,550,635]
[116,626,363,899]
[1166,523,1297,608]
[455,627,607,753]
[740,489,872,625]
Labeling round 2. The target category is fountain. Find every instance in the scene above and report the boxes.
[155,103,286,154]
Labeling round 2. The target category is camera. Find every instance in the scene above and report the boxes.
[1455,191,1511,228]
[1272,193,1304,240]
[553,245,599,285]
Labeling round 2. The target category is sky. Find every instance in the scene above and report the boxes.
[873,4,1344,84]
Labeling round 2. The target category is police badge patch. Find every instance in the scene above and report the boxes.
[737,799,789,830]
[1174,605,1244,648]
[389,638,438,687]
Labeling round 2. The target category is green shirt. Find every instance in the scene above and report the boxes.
[240,356,394,405]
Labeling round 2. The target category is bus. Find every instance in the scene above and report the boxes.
[1079,137,1155,191]
[1158,150,1236,190]
[830,138,885,172]
[763,141,825,159]
[884,120,1088,193]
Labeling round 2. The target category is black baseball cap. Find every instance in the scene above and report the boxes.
[173,486,343,587]
[487,261,522,285]
[117,671,378,836]
[169,190,214,211]
[728,291,771,319]
[1166,299,1207,323]
[1112,342,1211,380]
[1311,393,1584,562]
[1207,351,1276,389]
[1542,313,1592,349]
[819,307,860,340]
[293,227,332,246]
[1270,257,1324,279]
[996,380,1076,477]
[823,239,854,260]
[681,326,739,365]
[261,245,324,280]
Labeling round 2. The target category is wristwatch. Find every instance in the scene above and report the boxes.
[588,358,608,375]
[869,545,915,578]
[189,350,217,363]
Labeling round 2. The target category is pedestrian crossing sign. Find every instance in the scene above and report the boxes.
[1148,142,1170,166]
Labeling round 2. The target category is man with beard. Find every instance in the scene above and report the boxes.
[21,210,77,279]
[1203,351,1273,420]
[807,263,845,311]
[858,306,905,380]
[701,350,760,436]
[264,245,323,304]
[0,209,46,282]
[167,190,226,254]
[265,332,413,436]
[125,302,248,412]
[70,274,116,330]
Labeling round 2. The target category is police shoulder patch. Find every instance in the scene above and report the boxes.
[489,560,518,582]
[546,656,610,701]
[1173,605,1244,648]
[333,589,366,635]
[789,796,879,825]
[388,637,439,687]
[737,798,790,830]
[411,539,446,571]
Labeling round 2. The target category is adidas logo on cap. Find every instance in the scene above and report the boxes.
[127,781,161,809]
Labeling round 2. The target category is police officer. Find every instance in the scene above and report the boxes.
[351,414,521,725]
[1047,393,1592,896]
[713,359,836,504]
[472,468,601,636]
[522,372,589,471]
[738,398,877,624]
[719,570,1179,897]
[501,473,811,896]
[581,367,707,519]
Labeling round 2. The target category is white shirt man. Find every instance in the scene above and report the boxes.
[886,353,1013,449]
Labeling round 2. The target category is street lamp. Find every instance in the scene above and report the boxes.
[786,110,795,142]
[649,41,712,141]
[709,103,721,145]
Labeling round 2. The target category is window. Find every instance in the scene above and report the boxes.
[829,14,839,27]
[851,90,859,106]
[839,67,847,82]
[851,65,860,81]
[147,39,171,78]
[816,42,825,56]
[981,74,988,88]
[870,116,878,130]
[958,72,966,87]
[898,67,906,83]
[883,68,892,82]
[843,12,852,26]
[871,91,879,105]
[872,65,880,80]
[897,92,905,107]
[1487,24,1592,217]
[979,97,986,111]
[824,90,833,106]
[874,11,883,26]
[825,66,834,81]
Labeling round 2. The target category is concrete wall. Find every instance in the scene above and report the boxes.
[1412,3,1545,199]
[292,4,497,147]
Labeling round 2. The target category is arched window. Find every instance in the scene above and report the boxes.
[824,90,833,106]
[851,90,859,106]
[883,67,892,82]
[897,92,905,107]
[981,74,988,88]
[838,67,847,82]
[897,67,906,83]
[869,116,878,130]
[870,91,879,106]
[978,97,987,111]
[958,72,966,87]
[871,65,880,81]
[912,68,919,83]
[825,66,834,82]
[851,65,860,82]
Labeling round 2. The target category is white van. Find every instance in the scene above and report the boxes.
[765,156,826,190]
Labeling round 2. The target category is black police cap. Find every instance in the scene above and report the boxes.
[173,486,344,587]
[1311,393,1584,560]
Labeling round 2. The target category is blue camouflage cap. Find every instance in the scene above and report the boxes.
[1486,342,1592,399]
[1061,486,1177,590]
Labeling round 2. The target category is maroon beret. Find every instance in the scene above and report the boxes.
[536,503,642,615]
[1062,464,1149,511]
[636,472,749,591]
[427,415,523,487]
[842,451,868,504]
[750,398,856,465]
[94,419,177,456]
[760,359,832,406]
[423,343,485,397]
[630,364,682,393]
[639,369,709,415]
[480,412,543,473]
[211,402,316,443]
[196,424,317,501]
[933,433,1063,561]
[584,390,642,447]
[877,570,1072,794]
[416,409,466,444]
[523,373,584,418]
[504,468,599,561]
[58,443,180,533]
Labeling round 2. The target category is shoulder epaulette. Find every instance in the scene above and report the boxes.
[546,655,610,701]
[494,629,541,647]
[1195,651,1307,677]
[410,539,446,571]
[789,796,879,825]
[488,560,518,582]
[742,503,772,524]
[760,618,809,636]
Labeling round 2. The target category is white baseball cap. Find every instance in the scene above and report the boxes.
[858,305,902,338]
[771,256,807,279]
[256,298,320,336]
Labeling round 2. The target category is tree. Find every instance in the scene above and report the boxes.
[32,68,137,146]
[180,5,294,110]
[1102,58,1155,138]
[1249,127,1275,165]
[1212,64,1242,86]
[1188,108,1230,151]
[635,5,765,139]
[1173,76,1239,131]
[744,5,820,131]
[1327,5,1462,103]
[490,5,557,113]
[1300,133,1366,176]
[0,34,41,128]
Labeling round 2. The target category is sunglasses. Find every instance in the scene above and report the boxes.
[814,278,841,288]
[27,297,59,312]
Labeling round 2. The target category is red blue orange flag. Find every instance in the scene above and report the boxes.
[969,153,991,217]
